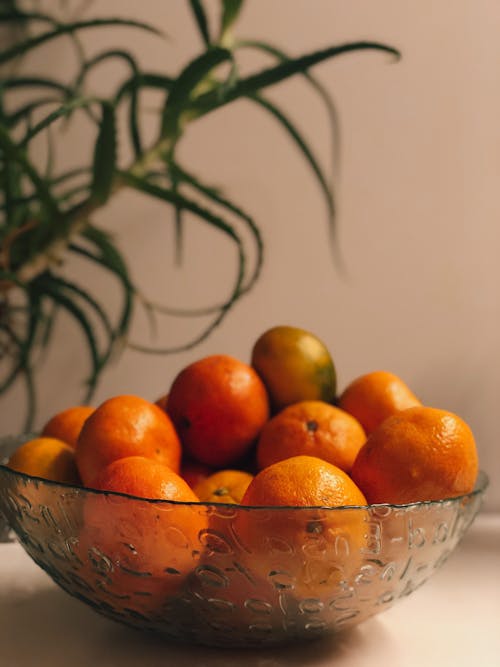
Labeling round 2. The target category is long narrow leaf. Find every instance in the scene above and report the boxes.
[170,161,263,298]
[0,10,57,26]
[0,287,40,394]
[121,170,239,240]
[0,125,60,219]
[220,0,244,42]
[162,47,233,136]
[21,97,98,145]
[0,76,72,96]
[37,300,58,353]
[1,319,38,430]
[0,325,24,393]
[121,172,246,354]
[41,273,114,339]
[59,184,91,206]
[21,364,36,432]
[169,168,184,264]
[236,39,341,173]
[71,224,134,339]
[36,274,103,399]
[191,41,400,116]
[115,72,174,105]
[249,92,335,239]
[74,49,142,155]
[51,166,91,187]
[189,0,211,46]
[91,102,117,204]
[68,242,134,343]
[0,17,164,66]
[6,98,61,128]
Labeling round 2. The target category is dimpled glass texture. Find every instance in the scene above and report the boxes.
[0,435,488,648]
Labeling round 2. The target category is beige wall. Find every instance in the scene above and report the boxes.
[2,1,499,509]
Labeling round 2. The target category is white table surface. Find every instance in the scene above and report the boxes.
[0,513,499,667]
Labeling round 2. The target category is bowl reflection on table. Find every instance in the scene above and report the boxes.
[0,434,488,648]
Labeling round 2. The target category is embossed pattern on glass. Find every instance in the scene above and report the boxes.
[0,435,488,647]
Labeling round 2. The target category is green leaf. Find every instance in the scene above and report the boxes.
[0,10,57,26]
[0,314,39,431]
[42,272,114,339]
[21,97,98,145]
[162,47,234,136]
[121,171,246,354]
[249,93,335,242]
[51,167,91,187]
[6,98,61,128]
[0,156,25,229]
[169,161,263,299]
[0,76,73,96]
[74,49,142,156]
[0,124,60,219]
[91,102,117,204]
[114,72,174,105]
[169,168,184,265]
[236,39,341,172]
[71,224,134,340]
[59,183,92,207]
[36,272,103,399]
[0,17,164,66]
[44,126,55,179]
[190,41,400,117]
[21,364,36,432]
[37,301,59,354]
[220,0,244,42]
[0,287,40,396]
[189,0,211,46]
[121,170,239,240]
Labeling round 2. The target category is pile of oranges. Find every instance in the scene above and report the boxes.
[7,325,479,511]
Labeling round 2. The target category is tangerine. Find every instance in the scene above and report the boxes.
[79,456,206,612]
[235,456,368,599]
[251,325,336,412]
[76,395,181,486]
[194,469,253,504]
[351,405,479,504]
[7,437,80,484]
[41,405,95,449]
[256,400,366,473]
[167,354,270,467]
[338,370,421,435]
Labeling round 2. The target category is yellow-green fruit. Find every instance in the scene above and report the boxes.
[251,325,336,412]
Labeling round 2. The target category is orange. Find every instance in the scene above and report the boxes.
[241,455,367,509]
[251,325,336,412]
[89,455,199,501]
[338,370,421,435]
[41,405,95,449]
[79,456,206,612]
[235,456,368,599]
[7,437,80,484]
[194,469,253,504]
[256,400,366,474]
[351,405,479,504]
[167,354,270,467]
[76,394,182,486]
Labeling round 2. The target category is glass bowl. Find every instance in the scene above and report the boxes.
[0,434,488,648]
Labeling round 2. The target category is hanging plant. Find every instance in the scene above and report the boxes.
[0,0,399,429]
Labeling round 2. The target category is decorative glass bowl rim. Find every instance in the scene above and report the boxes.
[0,434,489,513]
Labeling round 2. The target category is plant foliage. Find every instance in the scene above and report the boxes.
[0,1,399,428]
